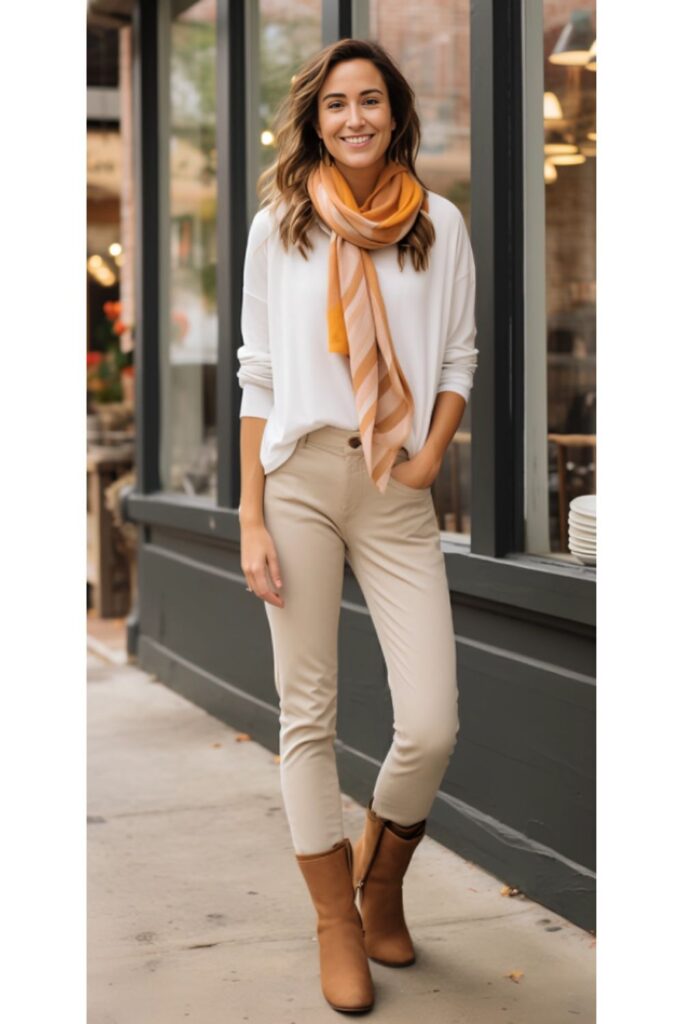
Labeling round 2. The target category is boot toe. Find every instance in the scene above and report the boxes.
[324,982,375,1012]
[320,939,374,1009]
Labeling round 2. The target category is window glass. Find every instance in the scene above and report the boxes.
[543,2,596,555]
[161,0,218,498]
[364,2,474,538]
[255,1,323,186]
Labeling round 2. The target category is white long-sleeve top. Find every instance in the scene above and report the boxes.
[236,190,478,475]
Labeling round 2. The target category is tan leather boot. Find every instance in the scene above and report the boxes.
[352,797,426,967]
[295,837,375,1013]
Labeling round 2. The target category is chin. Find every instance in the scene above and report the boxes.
[332,145,389,165]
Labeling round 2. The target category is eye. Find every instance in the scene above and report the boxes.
[326,97,380,110]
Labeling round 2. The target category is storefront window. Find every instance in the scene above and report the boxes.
[160,0,218,498]
[363,2,474,539]
[252,0,323,198]
[541,2,596,556]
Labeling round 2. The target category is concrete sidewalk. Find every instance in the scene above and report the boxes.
[87,650,595,1024]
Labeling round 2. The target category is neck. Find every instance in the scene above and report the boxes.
[335,155,387,207]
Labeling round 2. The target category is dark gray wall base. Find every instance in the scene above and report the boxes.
[126,601,140,659]
[138,635,280,744]
[138,635,595,933]
[425,787,595,933]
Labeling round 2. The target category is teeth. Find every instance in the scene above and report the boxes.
[343,135,372,144]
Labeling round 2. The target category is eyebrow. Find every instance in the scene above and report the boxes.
[321,88,384,102]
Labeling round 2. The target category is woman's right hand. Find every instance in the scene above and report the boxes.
[240,522,285,607]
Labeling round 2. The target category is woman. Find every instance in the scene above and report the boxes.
[237,38,478,1014]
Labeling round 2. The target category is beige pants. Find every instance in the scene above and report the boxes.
[263,424,459,855]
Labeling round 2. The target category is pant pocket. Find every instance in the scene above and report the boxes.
[388,449,432,496]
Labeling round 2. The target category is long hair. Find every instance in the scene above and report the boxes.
[256,38,436,272]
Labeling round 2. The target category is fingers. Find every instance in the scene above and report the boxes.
[267,547,283,590]
[245,569,281,606]
[253,562,284,607]
[243,550,284,608]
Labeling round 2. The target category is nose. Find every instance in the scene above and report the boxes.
[345,104,367,127]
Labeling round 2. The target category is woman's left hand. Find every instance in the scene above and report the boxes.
[390,447,442,490]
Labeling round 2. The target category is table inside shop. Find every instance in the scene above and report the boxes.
[87,446,134,617]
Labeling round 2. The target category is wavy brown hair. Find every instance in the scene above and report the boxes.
[256,38,436,272]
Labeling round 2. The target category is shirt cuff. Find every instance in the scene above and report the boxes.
[436,380,471,405]
[239,382,274,419]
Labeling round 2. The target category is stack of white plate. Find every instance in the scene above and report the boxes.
[568,495,596,565]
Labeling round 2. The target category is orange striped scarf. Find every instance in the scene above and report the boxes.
[307,159,430,493]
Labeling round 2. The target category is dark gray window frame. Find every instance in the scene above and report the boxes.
[128,0,596,627]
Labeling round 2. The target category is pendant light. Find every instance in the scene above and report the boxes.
[544,91,564,122]
[549,11,594,66]
[544,130,579,156]
[544,159,558,184]
[548,152,587,166]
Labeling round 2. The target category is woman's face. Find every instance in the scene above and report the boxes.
[315,59,396,175]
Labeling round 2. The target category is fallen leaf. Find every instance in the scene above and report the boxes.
[211,743,222,748]
[504,970,524,983]
[500,885,522,897]
[235,733,251,742]
[273,754,281,764]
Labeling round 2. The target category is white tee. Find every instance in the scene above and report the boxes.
[236,190,478,475]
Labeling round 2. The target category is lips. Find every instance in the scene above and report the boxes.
[340,134,375,147]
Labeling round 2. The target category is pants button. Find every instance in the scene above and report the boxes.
[348,436,362,448]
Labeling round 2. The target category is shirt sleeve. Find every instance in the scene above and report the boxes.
[236,209,274,419]
[436,213,479,403]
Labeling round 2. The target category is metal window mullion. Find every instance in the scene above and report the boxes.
[156,0,172,494]
[470,0,525,557]
[132,0,162,494]
[522,0,550,554]
[322,0,352,45]
[217,0,248,509]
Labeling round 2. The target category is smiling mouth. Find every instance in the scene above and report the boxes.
[340,134,375,146]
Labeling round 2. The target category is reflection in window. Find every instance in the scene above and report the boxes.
[257,1,323,181]
[544,3,596,554]
[161,0,218,498]
[365,2,473,538]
